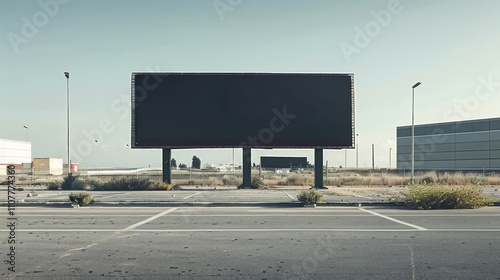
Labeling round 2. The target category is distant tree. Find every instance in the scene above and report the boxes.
[171,158,177,168]
[306,161,314,168]
[179,163,187,169]
[192,156,201,169]
[252,163,256,168]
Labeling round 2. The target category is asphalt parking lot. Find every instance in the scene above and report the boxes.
[1,206,499,279]
[4,185,499,206]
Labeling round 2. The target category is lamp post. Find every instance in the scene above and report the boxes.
[95,140,98,171]
[23,125,33,192]
[389,147,392,169]
[126,144,130,168]
[356,133,359,168]
[23,125,29,141]
[411,82,421,184]
[372,143,375,170]
[64,72,71,177]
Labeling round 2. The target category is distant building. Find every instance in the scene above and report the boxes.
[33,158,63,175]
[0,138,31,175]
[260,156,308,169]
[397,117,500,171]
[217,164,239,172]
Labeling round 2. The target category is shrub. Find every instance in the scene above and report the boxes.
[47,182,60,190]
[297,189,323,204]
[61,175,76,190]
[394,185,494,209]
[251,177,265,189]
[286,175,313,186]
[69,193,94,206]
[222,175,242,186]
[147,181,173,191]
[93,177,150,191]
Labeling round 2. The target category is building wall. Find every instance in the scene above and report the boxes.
[397,118,500,171]
[0,138,31,165]
[33,158,63,175]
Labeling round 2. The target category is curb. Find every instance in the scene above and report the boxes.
[3,201,498,208]
[1,201,401,208]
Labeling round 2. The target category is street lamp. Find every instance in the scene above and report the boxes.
[389,147,392,169]
[23,125,28,141]
[356,133,359,168]
[126,144,130,168]
[64,72,71,177]
[95,140,98,171]
[411,82,421,184]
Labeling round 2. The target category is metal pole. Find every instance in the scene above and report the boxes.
[344,150,347,168]
[314,149,323,188]
[242,148,251,188]
[389,148,392,169]
[411,87,414,183]
[126,144,130,168]
[65,72,71,177]
[95,140,98,171]
[411,82,421,184]
[23,125,28,141]
[356,134,359,168]
[372,144,375,169]
[326,160,328,179]
[162,149,172,184]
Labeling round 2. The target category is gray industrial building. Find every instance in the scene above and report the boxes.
[397,118,500,171]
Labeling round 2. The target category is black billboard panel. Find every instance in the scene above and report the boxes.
[260,156,308,169]
[132,73,354,148]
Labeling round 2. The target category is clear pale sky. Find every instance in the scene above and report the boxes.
[1,0,500,169]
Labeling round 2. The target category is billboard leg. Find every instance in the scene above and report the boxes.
[162,149,172,184]
[314,148,325,188]
[242,148,251,188]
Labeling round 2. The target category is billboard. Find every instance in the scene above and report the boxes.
[260,156,308,169]
[132,73,354,148]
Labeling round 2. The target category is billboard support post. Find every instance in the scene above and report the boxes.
[242,148,251,188]
[314,149,324,188]
[162,149,172,184]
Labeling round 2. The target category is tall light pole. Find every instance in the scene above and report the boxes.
[356,133,359,168]
[23,125,29,141]
[64,72,71,177]
[372,143,375,169]
[95,140,98,171]
[389,147,392,169]
[411,82,421,184]
[232,148,235,173]
[126,144,130,168]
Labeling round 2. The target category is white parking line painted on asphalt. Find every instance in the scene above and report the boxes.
[359,208,428,231]
[282,190,296,200]
[122,208,178,231]
[183,192,201,200]
[98,192,132,199]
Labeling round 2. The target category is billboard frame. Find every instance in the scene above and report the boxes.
[131,72,355,149]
